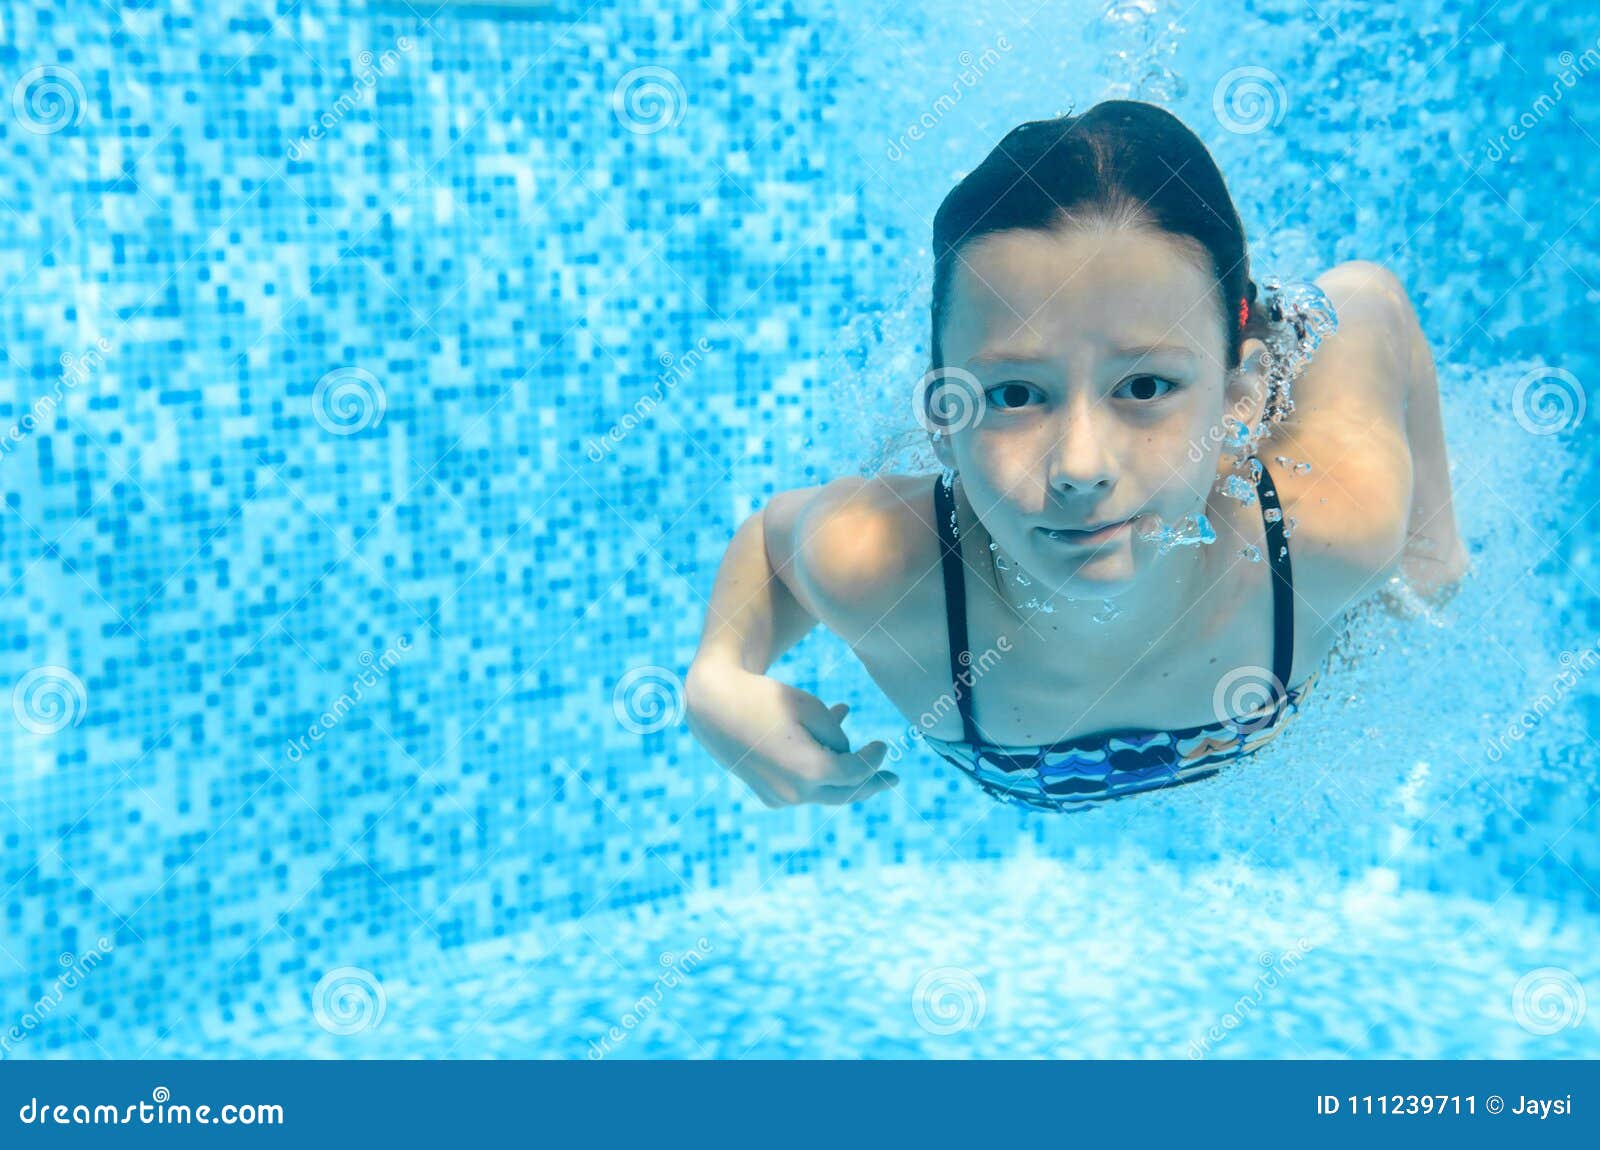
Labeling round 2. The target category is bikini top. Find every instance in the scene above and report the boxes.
[922,457,1318,810]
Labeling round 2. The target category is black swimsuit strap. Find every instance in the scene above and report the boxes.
[1251,455,1296,702]
[932,473,981,746]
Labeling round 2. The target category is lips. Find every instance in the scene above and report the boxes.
[1034,519,1131,546]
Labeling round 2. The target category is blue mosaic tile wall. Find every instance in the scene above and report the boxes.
[0,0,1596,1055]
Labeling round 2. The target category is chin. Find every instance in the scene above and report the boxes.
[1026,539,1138,593]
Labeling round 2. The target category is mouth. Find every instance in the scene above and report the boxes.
[1033,518,1133,548]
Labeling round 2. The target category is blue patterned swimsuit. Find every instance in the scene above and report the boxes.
[921,459,1318,812]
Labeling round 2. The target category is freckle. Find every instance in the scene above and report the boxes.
[1209,656,1218,664]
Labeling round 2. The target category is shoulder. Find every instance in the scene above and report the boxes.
[764,473,941,644]
[1266,261,1420,610]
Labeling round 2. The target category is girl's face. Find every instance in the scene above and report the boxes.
[931,223,1262,597]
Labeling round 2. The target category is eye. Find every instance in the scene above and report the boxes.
[984,381,1043,410]
[1114,374,1181,401]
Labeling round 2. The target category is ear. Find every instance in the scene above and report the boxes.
[921,366,980,470]
[1223,336,1270,427]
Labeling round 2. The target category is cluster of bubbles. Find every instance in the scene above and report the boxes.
[1138,511,1218,555]
[1095,0,1187,104]
[1257,277,1341,422]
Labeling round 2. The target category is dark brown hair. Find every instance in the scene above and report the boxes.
[930,100,1267,374]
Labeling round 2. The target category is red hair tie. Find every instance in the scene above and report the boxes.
[1237,296,1249,330]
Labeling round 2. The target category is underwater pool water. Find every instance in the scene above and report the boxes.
[146,853,1597,1059]
[0,0,1597,1059]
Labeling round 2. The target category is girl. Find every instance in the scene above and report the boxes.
[684,100,1466,811]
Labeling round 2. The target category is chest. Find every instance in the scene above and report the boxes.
[854,559,1328,748]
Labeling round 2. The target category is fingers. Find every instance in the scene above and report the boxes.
[794,693,851,754]
[833,739,889,783]
[814,770,900,806]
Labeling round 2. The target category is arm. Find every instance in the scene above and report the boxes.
[688,496,822,677]
[684,488,893,808]
[1385,277,1469,595]
[1285,262,1466,611]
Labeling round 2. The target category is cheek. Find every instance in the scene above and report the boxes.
[963,430,1037,496]
[1139,405,1224,492]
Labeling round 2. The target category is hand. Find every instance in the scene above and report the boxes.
[685,662,896,808]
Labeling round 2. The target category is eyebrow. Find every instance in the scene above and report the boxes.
[966,343,1197,367]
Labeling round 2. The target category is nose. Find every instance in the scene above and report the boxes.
[1046,394,1116,495]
